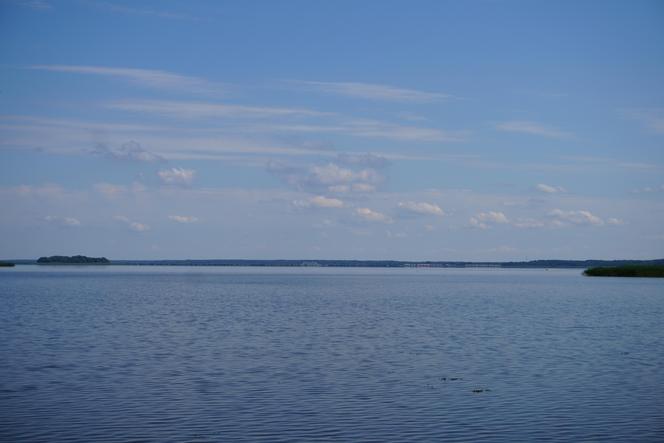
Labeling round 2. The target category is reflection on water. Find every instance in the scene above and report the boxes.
[1,267,663,441]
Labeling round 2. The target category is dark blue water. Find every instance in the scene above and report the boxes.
[1,266,663,442]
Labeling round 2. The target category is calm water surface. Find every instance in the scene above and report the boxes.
[1,266,663,442]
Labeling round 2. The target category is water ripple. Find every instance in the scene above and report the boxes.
[1,267,663,441]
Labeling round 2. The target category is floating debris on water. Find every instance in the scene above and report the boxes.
[439,376,463,381]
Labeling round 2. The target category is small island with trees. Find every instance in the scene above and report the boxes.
[37,255,111,265]
[583,264,664,278]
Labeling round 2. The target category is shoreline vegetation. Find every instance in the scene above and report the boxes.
[583,265,664,278]
[1,256,661,269]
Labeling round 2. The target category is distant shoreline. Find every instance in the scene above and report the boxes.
[4,258,664,269]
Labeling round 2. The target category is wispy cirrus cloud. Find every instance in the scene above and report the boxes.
[293,195,344,209]
[11,0,52,10]
[560,155,660,171]
[632,184,664,194]
[336,153,390,169]
[168,215,199,223]
[108,99,327,119]
[496,120,571,139]
[548,209,604,227]
[0,115,337,160]
[95,183,127,199]
[536,183,565,194]
[94,182,146,199]
[622,108,664,134]
[511,218,547,229]
[92,140,164,162]
[30,65,225,95]
[9,184,65,198]
[261,119,466,142]
[44,215,80,227]
[297,81,450,103]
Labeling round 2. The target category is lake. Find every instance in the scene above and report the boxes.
[1,266,663,442]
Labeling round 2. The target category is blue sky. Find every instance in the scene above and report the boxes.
[1,0,663,260]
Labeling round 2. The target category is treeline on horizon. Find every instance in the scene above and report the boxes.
[112,258,664,268]
[63,258,664,268]
[9,256,664,268]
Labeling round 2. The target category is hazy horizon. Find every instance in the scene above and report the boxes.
[2,1,663,261]
[7,255,664,264]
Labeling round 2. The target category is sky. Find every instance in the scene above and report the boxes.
[1,0,663,261]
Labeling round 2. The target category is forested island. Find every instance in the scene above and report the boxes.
[583,265,664,278]
[36,255,111,264]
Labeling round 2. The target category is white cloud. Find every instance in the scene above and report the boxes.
[397,201,444,216]
[114,215,150,232]
[469,211,509,229]
[274,162,383,194]
[309,195,344,208]
[536,183,565,194]
[31,65,224,95]
[310,163,381,187]
[479,211,509,223]
[356,207,392,223]
[299,80,450,103]
[496,121,570,138]
[44,215,80,227]
[130,222,150,232]
[168,215,199,223]
[548,209,604,226]
[310,163,357,185]
[607,217,625,226]
[158,167,195,185]
[293,195,344,209]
